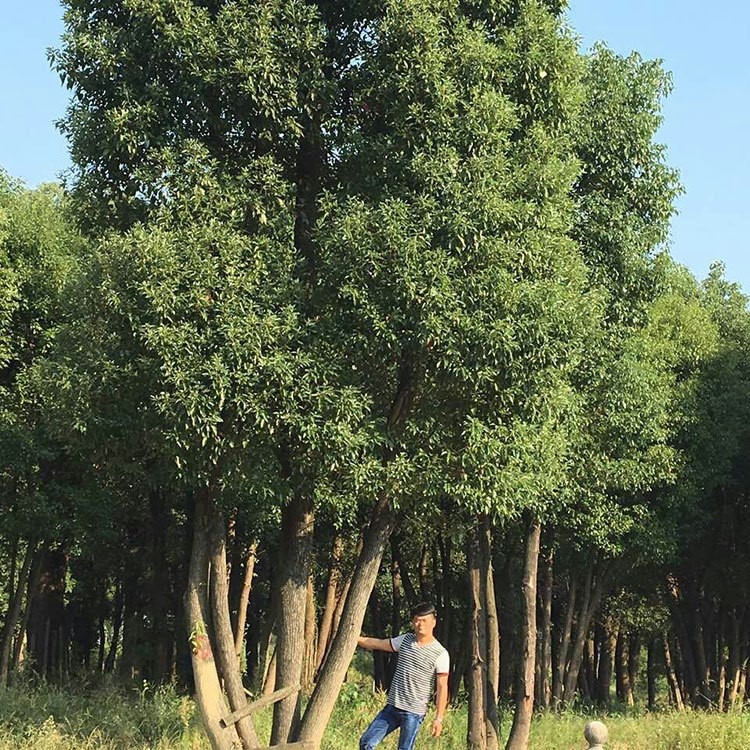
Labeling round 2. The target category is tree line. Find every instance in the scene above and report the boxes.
[1,2,749,750]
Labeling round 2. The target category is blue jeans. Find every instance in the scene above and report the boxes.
[360,704,424,750]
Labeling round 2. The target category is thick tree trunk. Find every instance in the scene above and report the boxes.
[505,517,541,750]
[271,492,314,745]
[184,489,240,750]
[208,501,260,750]
[0,538,36,688]
[315,536,342,673]
[297,497,394,749]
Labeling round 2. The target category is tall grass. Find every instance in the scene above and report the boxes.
[0,677,746,750]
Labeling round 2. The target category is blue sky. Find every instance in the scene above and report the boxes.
[2,1,748,294]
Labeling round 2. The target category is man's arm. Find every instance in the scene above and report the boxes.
[431,672,449,737]
[357,635,395,652]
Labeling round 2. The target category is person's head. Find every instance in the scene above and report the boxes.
[410,602,437,637]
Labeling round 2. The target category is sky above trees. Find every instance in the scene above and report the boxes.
[1,0,748,294]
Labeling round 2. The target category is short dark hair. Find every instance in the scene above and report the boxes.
[411,602,437,618]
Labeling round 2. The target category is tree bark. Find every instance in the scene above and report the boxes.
[391,536,417,608]
[536,548,553,709]
[505,516,541,750]
[596,621,616,707]
[184,489,240,750]
[149,487,172,683]
[271,492,314,745]
[615,625,633,706]
[551,574,577,708]
[467,528,487,750]
[297,497,394,749]
[303,573,316,693]
[726,608,742,707]
[481,516,499,750]
[646,638,656,710]
[562,561,609,705]
[315,535,342,674]
[663,633,684,710]
[233,541,258,660]
[104,581,123,674]
[208,501,261,750]
[0,538,36,688]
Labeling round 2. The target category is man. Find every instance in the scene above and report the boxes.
[357,602,449,750]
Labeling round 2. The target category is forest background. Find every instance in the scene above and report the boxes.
[1,2,749,750]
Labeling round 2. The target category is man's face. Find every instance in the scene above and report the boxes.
[412,612,437,638]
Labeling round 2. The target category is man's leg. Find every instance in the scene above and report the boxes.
[360,705,400,750]
[395,709,424,750]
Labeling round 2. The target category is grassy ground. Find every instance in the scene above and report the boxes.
[0,678,747,750]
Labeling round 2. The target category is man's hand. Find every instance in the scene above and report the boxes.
[430,718,443,737]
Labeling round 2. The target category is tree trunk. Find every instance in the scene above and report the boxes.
[208,501,260,750]
[418,545,429,602]
[149,488,172,683]
[551,575,577,708]
[663,634,684,710]
[303,573,317,693]
[505,517,541,750]
[26,548,67,680]
[466,528,487,750]
[615,625,634,706]
[391,536,417,609]
[271,492,314,745]
[315,536,342,673]
[297,497,394,749]
[437,535,452,648]
[596,621,616,706]
[646,638,656,711]
[233,541,258,660]
[536,548,553,709]
[104,581,123,674]
[562,562,609,705]
[0,538,37,688]
[628,632,641,698]
[482,516,499,750]
[726,608,742,707]
[184,489,240,750]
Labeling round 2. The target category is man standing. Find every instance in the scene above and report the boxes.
[357,602,449,750]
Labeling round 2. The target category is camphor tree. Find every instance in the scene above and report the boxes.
[48,2,695,750]
[0,173,84,687]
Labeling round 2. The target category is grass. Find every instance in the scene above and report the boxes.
[0,676,747,750]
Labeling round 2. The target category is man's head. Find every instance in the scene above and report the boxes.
[410,602,437,638]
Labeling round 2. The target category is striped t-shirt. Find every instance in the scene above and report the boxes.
[387,633,450,716]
